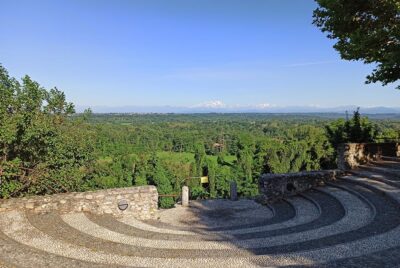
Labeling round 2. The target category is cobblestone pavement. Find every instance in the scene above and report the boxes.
[1,158,400,267]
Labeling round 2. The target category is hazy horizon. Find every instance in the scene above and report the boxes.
[75,103,400,114]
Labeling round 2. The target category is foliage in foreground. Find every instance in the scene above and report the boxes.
[0,65,94,198]
[313,0,400,89]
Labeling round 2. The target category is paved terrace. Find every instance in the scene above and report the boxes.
[1,157,400,267]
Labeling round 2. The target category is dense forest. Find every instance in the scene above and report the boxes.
[1,65,400,207]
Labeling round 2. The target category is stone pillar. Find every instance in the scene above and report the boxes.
[182,186,189,207]
[230,181,238,201]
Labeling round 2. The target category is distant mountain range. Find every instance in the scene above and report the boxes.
[76,105,400,114]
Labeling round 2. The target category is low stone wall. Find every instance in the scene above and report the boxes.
[258,170,343,203]
[0,185,158,220]
[337,142,400,170]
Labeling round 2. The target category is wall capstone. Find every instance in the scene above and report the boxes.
[0,185,158,220]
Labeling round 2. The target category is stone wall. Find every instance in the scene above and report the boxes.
[337,142,400,170]
[0,185,158,220]
[258,170,343,203]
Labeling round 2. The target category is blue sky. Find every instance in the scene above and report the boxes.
[1,0,399,110]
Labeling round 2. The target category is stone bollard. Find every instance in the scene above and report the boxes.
[230,181,238,201]
[182,186,189,207]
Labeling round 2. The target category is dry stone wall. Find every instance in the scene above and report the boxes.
[258,143,400,204]
[258,170,343,203]
[0,185,158,220]
[337,142,400,170]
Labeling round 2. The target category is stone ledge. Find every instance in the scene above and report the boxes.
[258,170,343,204]
[0,185,158,220]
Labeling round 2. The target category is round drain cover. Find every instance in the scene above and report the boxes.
[118,200,129,211]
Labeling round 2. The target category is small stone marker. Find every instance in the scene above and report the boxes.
[182,186,189,207]
[230,181,238,201]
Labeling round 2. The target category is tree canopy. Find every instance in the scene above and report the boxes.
[313,0,400,89]
[0,65,93,198]
[325,108,378,148]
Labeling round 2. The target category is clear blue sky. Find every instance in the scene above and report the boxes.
[1,0,399,109]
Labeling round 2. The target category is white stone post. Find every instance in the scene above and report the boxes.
[182,186,189,207]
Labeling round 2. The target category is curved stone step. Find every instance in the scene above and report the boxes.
[57,186,369,250]
[340,175,400,202]
[118,215,197,236]
[24,185,369,257]
[3,207,400,267]
[381,156,400,163]
[0,230,112,268]
[313,244,400,268]
[0,211,312,267]
[305,176,400,268]
[359,165,400,179]
[248,180,400,255]
[370,160,400,170]
[142,199,296,232]
[95,195,320,240]
[154,199,275,230]
[21,195,328,257]
[229,190,342,240]
[348,169,400,188]
[62,213,235,250]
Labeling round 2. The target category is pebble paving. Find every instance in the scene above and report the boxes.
[1,159,400,267]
